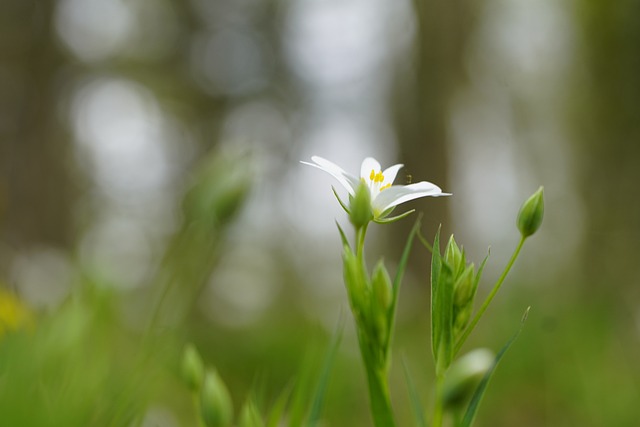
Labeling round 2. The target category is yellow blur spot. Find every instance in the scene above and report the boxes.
[0,288,33,338]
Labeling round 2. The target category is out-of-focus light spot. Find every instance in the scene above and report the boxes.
[79,217,152,289]
[10,247,72,311]
[480,0,573,78]
[190,29,271,96]
[283,0,414,88]
[202,246,278,328]
[55,0,134,62]
[70,77,175,202]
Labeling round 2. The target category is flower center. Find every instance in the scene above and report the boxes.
[369,169,391,193]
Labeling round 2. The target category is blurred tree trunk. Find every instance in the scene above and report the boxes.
[389,0,479,271]
[0,1,75,260]
[572,0,640,297]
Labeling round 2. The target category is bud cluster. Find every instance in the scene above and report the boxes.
[342,244,394,369]
[181,344,236,427]
[443,236,486,340]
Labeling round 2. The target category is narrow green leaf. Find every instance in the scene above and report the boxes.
[431,226,442,366]
[288,361,314,427]
[435,263,454,375]
[336,222,350,249]
[458,307,530,427]
[332,186,351,214]
[265,383,292,427]
[401,356,427,427]
[306,317,345,426]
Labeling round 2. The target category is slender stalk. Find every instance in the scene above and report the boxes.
[454,236,526,355]
[354,223,396,427]
[431,375,444,427]
[364,363,396,427]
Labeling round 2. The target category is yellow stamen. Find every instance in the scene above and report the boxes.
[381,183,391,191]
[375,171,384,183]
[370,170,375,181]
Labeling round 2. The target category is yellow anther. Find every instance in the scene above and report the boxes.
[370,170,376,181]
[381,183,391,191]
[375,171,384,183]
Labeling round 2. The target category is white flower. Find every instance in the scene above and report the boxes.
[302,156,450,221]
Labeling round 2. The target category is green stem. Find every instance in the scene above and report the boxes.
[354,223,395,427]
[364,363,396,427]
[431,375,444,427]
[454,236,526,355]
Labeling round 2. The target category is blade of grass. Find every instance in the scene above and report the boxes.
[401,356,427,427]
[306,316,345,426]
[458,307,530,427]
[265,384,292,427]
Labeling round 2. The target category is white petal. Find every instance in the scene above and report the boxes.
[381,163,403,186]
[372,181,450,213]
[301,156,360,195]
[360,157,382,180]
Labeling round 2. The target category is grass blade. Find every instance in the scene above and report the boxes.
[306,317,345,426]
[459,307,530,427]
[401,356,427,427]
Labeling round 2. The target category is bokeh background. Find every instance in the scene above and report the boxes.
[1,0,639,426]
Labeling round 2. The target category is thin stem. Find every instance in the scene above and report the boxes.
[353,222,395,427]
[364,365,396,427]
[454,236,526,355]
[431,375,444,427]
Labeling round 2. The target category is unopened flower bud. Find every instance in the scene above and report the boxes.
[453,264,475,308]
[517,186,544,238]
[349,181,373,229]
[371,260,392,345]
[342,244,369,318]
[371,260,392,312]
[181,343,204,392]
[442,348,494,408]
[444,235,464,276]
[200,369,233,427]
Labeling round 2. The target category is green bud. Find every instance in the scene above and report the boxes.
[453,264,475,308]
[183,151,251,227]
[442,348,494,409]
[239,399,264,427]
[371,260,393,345]
[517,186,544,238]
[349,181,373,229]
[371,260,392,313]
[342,244,369,319]
[181,343,205,392]
[453,303,472,337]
[444,235,464,276]
[200,368,233,427]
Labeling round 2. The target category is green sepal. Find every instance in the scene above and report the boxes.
[335,221,350,249]
[332,186,351,215]
[373,209,416,224]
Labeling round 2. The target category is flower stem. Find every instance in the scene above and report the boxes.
[354,223,395,427]
[431,375,444,427]
[454,236,526,355]
[364,364,396,427]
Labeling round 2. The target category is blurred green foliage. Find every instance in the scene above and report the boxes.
[1,0,640,426]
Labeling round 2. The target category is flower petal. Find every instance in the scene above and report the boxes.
[360,157,382,180]
[301,156,360,195]
[381,163,403,186]
[372,181,451,213]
